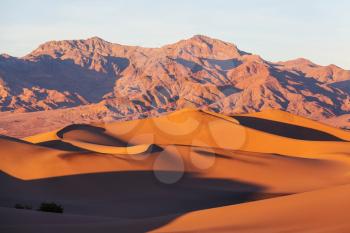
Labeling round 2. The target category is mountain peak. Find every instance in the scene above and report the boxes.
[291,58,314,65]
[278,58,316,68]
[164,34,246,59]
[186,34,233,46]
[328,64,342,69]
[0,53,13,59]
[24,36,113,60]
[190,34,214,41]
[85,36,108,43]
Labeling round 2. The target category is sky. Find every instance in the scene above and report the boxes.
[1,0,349,69]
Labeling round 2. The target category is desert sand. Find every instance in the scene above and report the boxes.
[1,108,350,232]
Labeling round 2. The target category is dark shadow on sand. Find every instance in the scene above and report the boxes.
[0,171,288,232]
[233,116,345,141]
[37,140,90,152]
[0,135,34,145]
[56,124,129,146]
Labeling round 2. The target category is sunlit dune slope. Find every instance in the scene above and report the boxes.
[24,130,60,143]
[0,135,155,180]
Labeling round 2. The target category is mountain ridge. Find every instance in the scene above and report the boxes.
[1,35,350,131]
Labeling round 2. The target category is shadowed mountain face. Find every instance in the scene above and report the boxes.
[1,35,350,121]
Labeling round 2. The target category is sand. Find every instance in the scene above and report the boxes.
[1,108,350,232]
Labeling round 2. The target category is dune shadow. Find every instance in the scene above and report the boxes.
[56,124,106,138]
[0,134,34,145]
[193,149,232,159]
[0,170,287,232]
[56,124,129,146]
[37,140,90,152]
[146,144,163,153]
[194,149,266,165]
[233,116,345,141]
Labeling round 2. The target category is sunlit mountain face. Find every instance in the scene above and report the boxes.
[1,35,350,116]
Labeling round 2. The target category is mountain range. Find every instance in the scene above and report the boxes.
[1,35,350,136]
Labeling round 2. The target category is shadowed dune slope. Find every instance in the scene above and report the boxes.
[236,109,350,141]
[233,115,345,141]
[57,124,130,146]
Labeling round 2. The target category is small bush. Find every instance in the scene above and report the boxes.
[38,202,64,213]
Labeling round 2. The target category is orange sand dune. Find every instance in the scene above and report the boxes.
[2,109,350,232]
[99,109,350,159]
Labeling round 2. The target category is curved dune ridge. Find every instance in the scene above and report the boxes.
[1,108,350,232]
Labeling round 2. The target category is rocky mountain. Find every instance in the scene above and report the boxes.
[1,35,350,121]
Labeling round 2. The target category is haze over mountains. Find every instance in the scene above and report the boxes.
[1,35,350,136]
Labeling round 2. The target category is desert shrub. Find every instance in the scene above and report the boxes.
[38,202,64,213]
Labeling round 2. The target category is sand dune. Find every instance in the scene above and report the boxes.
[2,109,350,232]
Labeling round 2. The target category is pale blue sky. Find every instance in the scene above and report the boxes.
[1,0,349,68]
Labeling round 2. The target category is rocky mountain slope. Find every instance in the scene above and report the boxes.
[1,35,350,122]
